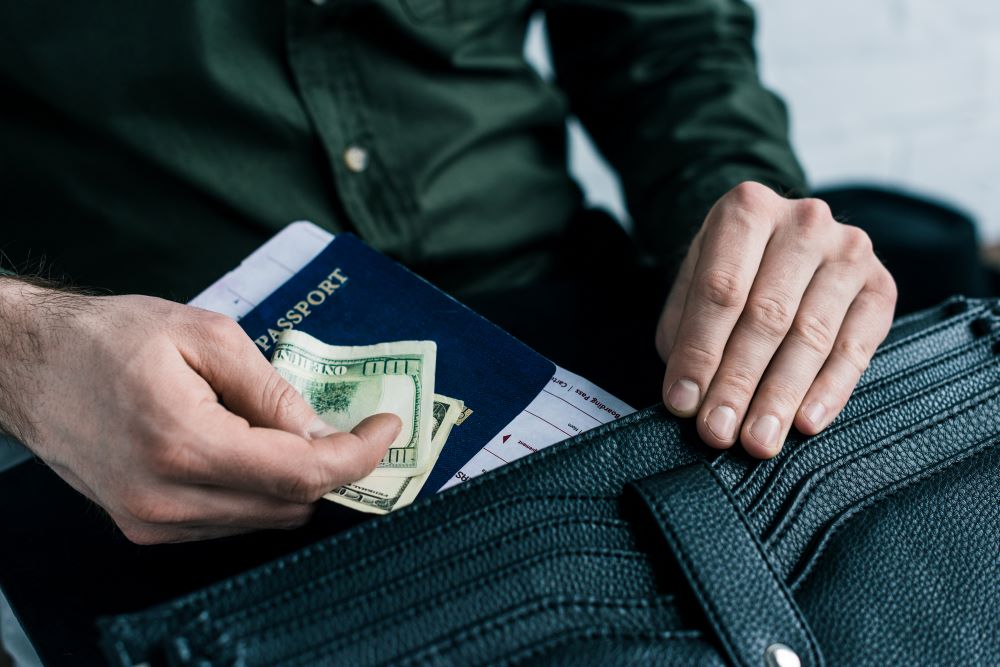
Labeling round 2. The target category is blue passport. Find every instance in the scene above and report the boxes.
[236,234,555,496]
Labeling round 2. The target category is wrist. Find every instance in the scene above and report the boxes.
[0,277,93,444]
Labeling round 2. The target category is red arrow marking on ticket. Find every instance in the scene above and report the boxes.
[502,434,511,443]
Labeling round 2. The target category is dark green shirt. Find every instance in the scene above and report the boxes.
[0,0,804,300]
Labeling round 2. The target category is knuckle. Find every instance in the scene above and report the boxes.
[122,490,177,526]
[199,312,243,345]
[834,337,872,376]
[758,381,802,414]
[745,295,794,339]
[727,181,774,209]
[118,522,164,546]
[279,469,328,504]
[874,268,898,303]
[715,365,759,403]
[790,313,836,354]
[797,198,833,226]
[671,339,719,375]
[700,268,745,310]
[841,225,874,261]
[282,505,314,528]
[263,374,307,428]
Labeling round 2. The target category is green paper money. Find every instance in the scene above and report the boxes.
[326,393,465,514]
[271,330,437,477]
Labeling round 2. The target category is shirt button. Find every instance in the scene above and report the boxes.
[343,146,369,173]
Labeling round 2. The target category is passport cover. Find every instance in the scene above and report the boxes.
[235,233,556,495]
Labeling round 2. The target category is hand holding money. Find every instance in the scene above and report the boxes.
[272,330,469,514]
[0,280,401,543]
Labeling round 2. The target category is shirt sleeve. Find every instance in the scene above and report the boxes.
[544,0,808,270]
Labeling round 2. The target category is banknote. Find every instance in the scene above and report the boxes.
[271,330,437,476]
[454,406,474,426]
[325,394,465,514]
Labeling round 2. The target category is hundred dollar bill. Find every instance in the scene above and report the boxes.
[325,394,465,514]
[271,330,437,476]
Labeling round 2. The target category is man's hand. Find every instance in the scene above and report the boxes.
[0,280,400,544]
[656,182,897,458]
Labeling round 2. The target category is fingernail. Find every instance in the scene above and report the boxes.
[706,406,738,442]
[667,379,701,415]
[803,402,827,428]
[750,414,781,450]
[307,417,339,439]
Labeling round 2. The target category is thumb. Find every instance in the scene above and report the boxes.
[320,412,404,483]
[181,313,322,436]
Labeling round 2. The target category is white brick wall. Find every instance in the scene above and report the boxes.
[528,3,1000,242]
[754,0,1000,242]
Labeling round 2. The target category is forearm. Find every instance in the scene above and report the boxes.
[0,277,44,441]
[0,276,93,444]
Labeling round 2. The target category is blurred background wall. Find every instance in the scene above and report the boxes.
[754,0,999,245]
[527,2,1000,247]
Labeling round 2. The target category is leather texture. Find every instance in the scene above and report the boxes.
[628,464,822,667]
[100,296,1000,667]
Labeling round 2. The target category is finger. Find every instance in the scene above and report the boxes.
[115,520,265,545]
[793,279,895,438]
[655,232,701,361]
[183,411,401,503]
[696,206,829,448]
[736,264,865,457]
[57,455,313,544]
[178,312,329,437]
[663,183,780,417]
[49,463,101,505]
[117,483,313,530]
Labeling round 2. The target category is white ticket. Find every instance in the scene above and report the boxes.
[439,367,634,490]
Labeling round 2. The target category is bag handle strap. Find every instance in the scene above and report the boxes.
[628,462,824,667]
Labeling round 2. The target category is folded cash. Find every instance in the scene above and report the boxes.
[327,393,464,514]
[271,329,470,514]
[271,330,437,477]
[454,406,474,426]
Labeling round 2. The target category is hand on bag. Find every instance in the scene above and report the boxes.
[0,280,400,544]
[656,182,897,458]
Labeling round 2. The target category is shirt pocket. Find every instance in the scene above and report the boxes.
[398,0,514,25]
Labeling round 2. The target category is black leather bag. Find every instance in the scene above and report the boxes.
[101,297,1000,667]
